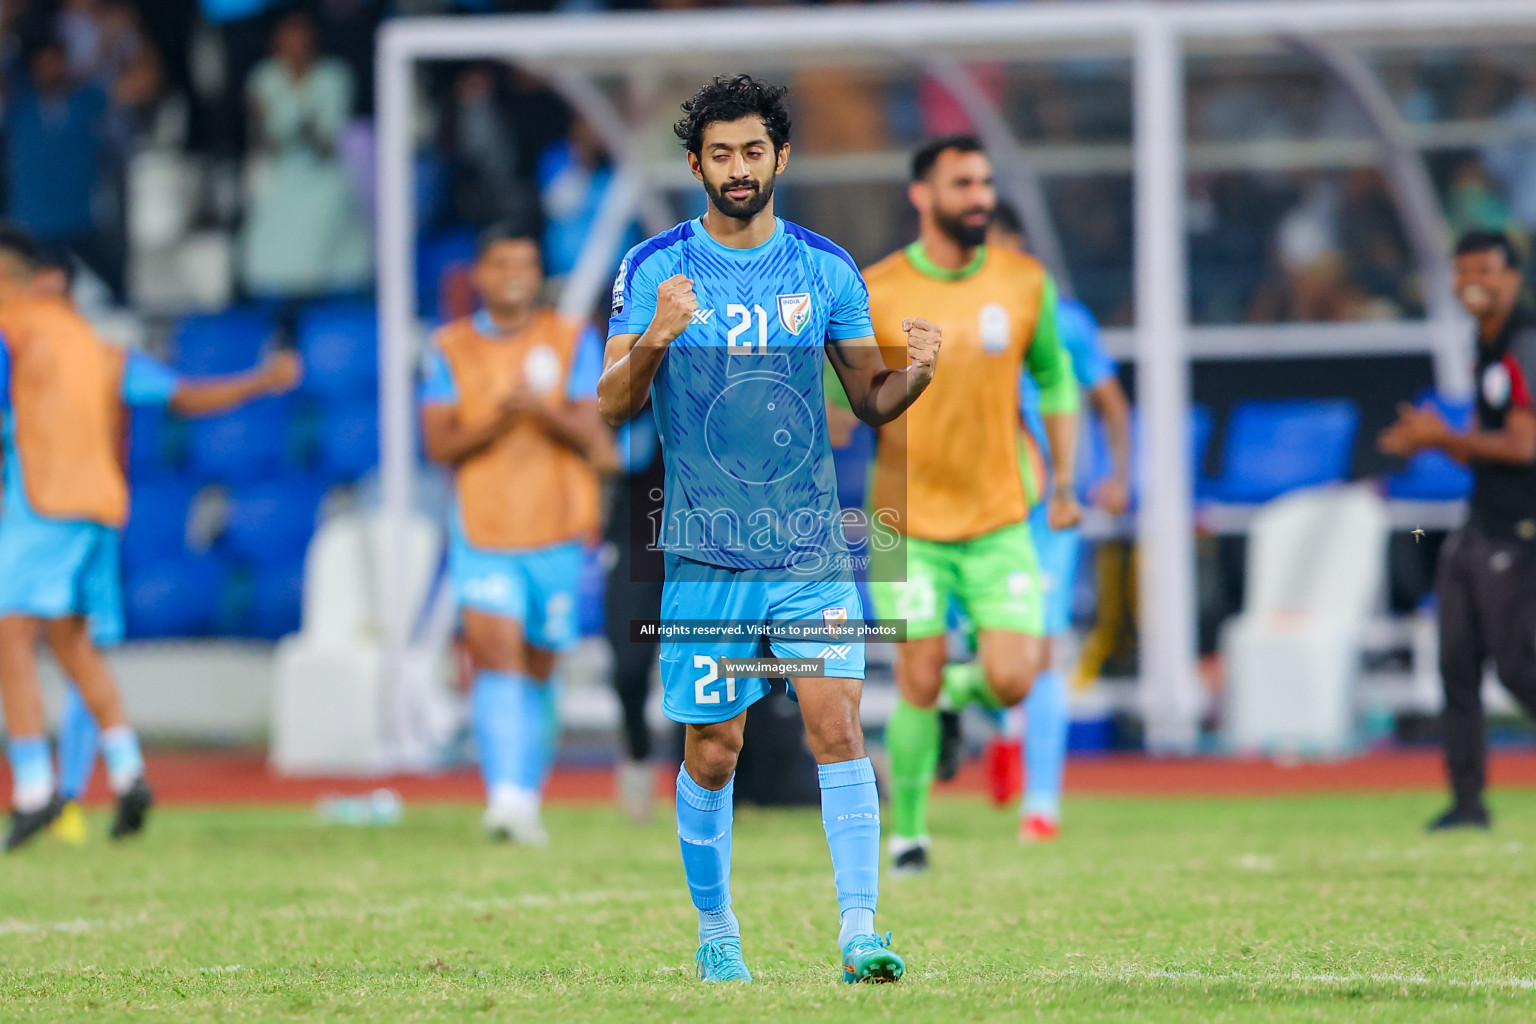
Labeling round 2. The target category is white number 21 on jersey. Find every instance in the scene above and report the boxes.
[694,655,737,705]
[726,304,768,355]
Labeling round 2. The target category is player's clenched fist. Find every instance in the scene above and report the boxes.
[649,274,699,344]
[903,317,942,387]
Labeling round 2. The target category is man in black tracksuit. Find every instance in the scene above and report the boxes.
[1381,230,1536,831]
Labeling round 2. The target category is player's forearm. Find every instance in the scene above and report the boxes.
[1091,381,1133,482]
[1042,411,1078,493]
[530,404,606,458]
[422,415,514,466]
[855,367,927,427]
[168,372,273,417]
[598,332,668,426]
[1439,427,1536,466]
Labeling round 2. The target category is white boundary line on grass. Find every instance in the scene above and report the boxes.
[1039,967,1536,992]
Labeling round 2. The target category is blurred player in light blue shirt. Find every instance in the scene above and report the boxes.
[997,202,1131,842]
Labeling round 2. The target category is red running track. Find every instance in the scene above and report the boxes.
[27,746,1536,807]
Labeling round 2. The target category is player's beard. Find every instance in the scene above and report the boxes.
[934,205,992,249]
[705,171,776,221]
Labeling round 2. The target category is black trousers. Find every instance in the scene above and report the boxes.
[604,463,665,762]
[1435,527,1536,810]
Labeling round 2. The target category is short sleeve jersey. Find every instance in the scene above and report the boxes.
[1020,295,1115,465]
[608,217,872,572]
[1471,302,1536,540]
[862,244,1077,542]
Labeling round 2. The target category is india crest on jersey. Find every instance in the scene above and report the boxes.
[777,293,812,336]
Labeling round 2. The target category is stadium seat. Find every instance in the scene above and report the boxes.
[1124,404,1214,504]
[317,400,379,480]
[123,555,229,638]
[127,404,179,481]
[577,544,607,637]
[832,421,875,513]
[121,480,200,569]
[271,510,451,774]
[186,396,295,482]
[297,302,378,401]
[1205,399,1359,504]
[221,478,329,563]
[1385,393,1474,501]
[416,227,478,322]
[172,308,275,376]
[243,558,306,640]
[1222,485,1388,754]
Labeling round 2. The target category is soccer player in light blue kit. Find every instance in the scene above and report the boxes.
[995,203,1131,842]
[600,76,942,984]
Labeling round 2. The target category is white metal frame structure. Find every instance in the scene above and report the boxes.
[375,0,1536,761]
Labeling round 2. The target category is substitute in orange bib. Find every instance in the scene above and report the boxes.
[854,136,1081,873]
[0,227,301,852]
[420,223,610,846]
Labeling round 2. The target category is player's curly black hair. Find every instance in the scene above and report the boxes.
[673,75,791,156]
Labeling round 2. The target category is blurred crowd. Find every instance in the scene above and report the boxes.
[0,0,1533,328]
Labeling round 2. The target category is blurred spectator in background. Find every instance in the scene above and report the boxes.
[445,64,538,228]
[200,0,290,158]
[2,36,124,297]
[240,10,371,298]
[536,116,638,279]
[1448,159,1516,242]
[1481,69,1536,238]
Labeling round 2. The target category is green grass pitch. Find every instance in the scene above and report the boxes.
[4,791,1536,1021]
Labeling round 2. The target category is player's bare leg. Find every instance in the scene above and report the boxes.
[47,616,152,839]
[679,714,751,982]
[795,676,904,982]
[0,615,64,849]
[463,608,555,846]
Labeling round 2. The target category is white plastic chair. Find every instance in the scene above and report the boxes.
[1222,484,1389,755]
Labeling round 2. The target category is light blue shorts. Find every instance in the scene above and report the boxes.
[1028,503,1083,638]
[0,517,123,645]
[448,534,586,652]
[659,553,865,725]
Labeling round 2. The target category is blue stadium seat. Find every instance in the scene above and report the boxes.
[128,404,179,481]
[1126,404,1215,503]
[416,227,478,322]
[172,308,275,376]
[832,421,875,513]
[123,555,229,638]
[1386,393,1473,501]
[317,400,378,480]
[186,396,295,482]
[242,558,305,639]
[1206,399,1360,504]
[577,545,606,638]
[221,478,328,563]
[297,302,377,401]
[121,480,200,569]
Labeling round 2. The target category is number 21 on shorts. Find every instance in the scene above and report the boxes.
[694,654,738,705]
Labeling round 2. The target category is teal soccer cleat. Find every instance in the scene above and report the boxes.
[841,932,905,984]
[696,937,753,983]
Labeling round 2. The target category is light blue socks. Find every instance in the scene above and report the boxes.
[57,684,100,801]
[676,766,739,945]
[819,757,880,947]
[472,670,555,805]
[7,736,54,812]
[99,725,144,794]
[1024,668,1069,820]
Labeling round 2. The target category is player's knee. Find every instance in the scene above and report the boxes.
[987,663,1035,707]
[691,735,743,787]
[805,713,864,762]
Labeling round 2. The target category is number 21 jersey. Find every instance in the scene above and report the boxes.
[608,217,873,572]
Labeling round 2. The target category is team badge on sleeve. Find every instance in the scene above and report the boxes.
[777,293,812,336]
[611,259,628,317]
